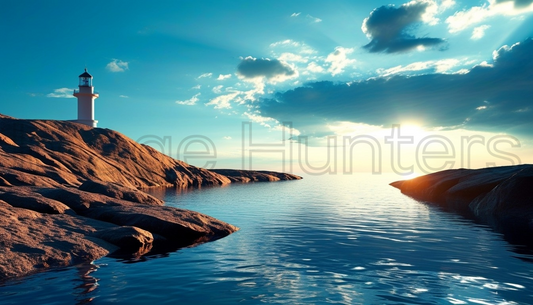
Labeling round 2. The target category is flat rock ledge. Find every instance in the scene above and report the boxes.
[390,164,533,245]
[0,183,238,280]
[0,115,301,281]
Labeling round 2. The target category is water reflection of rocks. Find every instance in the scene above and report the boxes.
[74,263,99,304]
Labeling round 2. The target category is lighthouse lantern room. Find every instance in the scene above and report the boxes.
[73,69,99,127]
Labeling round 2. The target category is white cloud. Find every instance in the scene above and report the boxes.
[279,52,308,63]
[270,39,299,48]
[492,41,520,60]
[434,59,462,73]
[217,74,232,80]
[270,39,316,54]
[306,14,322,23]
[223,136,232,140]
[446,0,533,33]
[176,93,201,106]
[441,0,456,10]
[205,92,238,109]
[191,84,201,89]
[197,72,213,79]
[291,12,301,17]
[212,85,224,94]
[378,58,462,76]
[47,88,76,98]
[325,47,356,76]
[106,59,129,72]
[244,112,276,126]
[119,95,129,98]
[307,62,325,73]
[471,25,491,40]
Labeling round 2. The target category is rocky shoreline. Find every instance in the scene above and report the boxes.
[0,114,301,280]
[390,165,533,245]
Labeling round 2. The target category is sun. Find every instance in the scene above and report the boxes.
[399,123,427,138]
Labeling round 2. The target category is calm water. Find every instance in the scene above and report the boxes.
[2,174,533,304]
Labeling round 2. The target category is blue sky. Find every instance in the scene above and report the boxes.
[1,0,533,174]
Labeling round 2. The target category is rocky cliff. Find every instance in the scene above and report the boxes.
[0,114,301,280]
[390,165,533,245]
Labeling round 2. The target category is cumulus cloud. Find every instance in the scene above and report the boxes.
[307,62,325,73]
[237,56,297,82]
[47,88,76,98]
[279,52,308,63]
[205,92,238,109]
[212,85,224,94]
[217,74,232,80]
[259,38,533,135]
[446,0,533,33]
[106,59,129,72]
[471,25,491,40]
[325,47,356,76]
[176,93,201,106]
[291,12,301,17]
[362,0,446,53]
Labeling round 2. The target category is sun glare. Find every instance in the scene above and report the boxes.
[400,124,427,138]
[401,172,423,180]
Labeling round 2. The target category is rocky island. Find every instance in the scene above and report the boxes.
[0,114,301,280]
[391,165,533,245]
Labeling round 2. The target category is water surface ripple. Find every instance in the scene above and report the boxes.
[1,174,532,304]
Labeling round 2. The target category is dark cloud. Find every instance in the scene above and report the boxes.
[495,0,533,8]
[259,38,533,136]
[362,2,445,53]
[237,57,295,79]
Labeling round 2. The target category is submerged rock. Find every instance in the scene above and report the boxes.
[390,165,533,244]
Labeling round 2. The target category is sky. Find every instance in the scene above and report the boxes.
[1,0,533,176]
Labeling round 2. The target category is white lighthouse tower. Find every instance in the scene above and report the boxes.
[73,69,99,127]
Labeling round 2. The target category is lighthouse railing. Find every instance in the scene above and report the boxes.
[73,89,99,94]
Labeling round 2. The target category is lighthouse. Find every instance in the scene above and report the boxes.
[73,69,99,127]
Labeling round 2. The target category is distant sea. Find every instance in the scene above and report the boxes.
[2,174,533,304]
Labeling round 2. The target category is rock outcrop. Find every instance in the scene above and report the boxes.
[390,165,533,245]
[0,115,301,280]
[211,169,302,182]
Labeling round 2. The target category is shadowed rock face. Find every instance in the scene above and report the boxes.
[0,115,301,280]
[390,165,533,244]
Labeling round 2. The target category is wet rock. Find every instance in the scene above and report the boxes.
[92,226,154,252]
